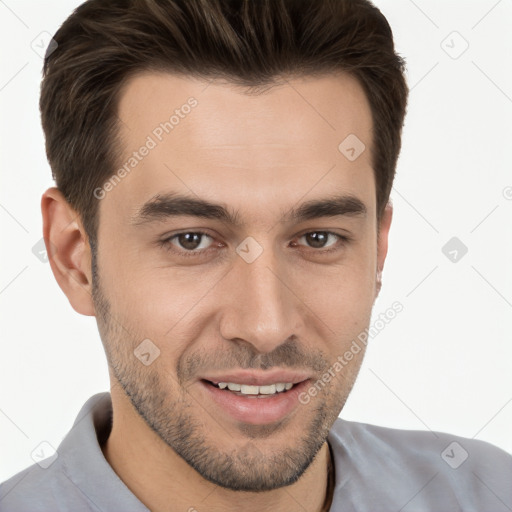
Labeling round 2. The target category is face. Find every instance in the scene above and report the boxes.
[92,72,389,491]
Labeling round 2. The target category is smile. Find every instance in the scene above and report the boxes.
[208,381,294,397]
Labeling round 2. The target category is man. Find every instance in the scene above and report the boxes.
[1,0,510,510]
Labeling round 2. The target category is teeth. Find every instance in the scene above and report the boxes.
[214,381,295,395]
[258,384,276,395]
[241,385,259,395]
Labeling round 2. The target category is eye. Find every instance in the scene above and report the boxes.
[159,231,216,257]
[294,231,348,251]
[158,229,350,260]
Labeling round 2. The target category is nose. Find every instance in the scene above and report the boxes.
[218,243,305,354]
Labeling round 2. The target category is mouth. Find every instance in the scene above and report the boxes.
[202,379,298,398]
[199,377,311,425]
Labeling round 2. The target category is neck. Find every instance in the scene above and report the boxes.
[102,387,332,512]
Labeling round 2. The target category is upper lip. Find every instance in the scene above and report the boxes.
[201,370,311,386]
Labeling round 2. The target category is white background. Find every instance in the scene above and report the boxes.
[1,0,511,482]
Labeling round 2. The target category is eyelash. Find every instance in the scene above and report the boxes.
[157,230,352,259]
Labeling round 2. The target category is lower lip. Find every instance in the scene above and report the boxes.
[200,380,310,425]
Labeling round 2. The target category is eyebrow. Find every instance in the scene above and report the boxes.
[130,192,367,227]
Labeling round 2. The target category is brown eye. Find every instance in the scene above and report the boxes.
[174,233,210,251]
[162,232,215,255]
[298,231,339,249]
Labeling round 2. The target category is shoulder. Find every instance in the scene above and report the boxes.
[327,418,512,510]
[0,457,91,511]
[329,417,512,467]
[0,393,113,511]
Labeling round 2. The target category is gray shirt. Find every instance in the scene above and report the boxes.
[1,393,511,511]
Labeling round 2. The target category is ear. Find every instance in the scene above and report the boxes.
[375,202,393,299]
[41,187,95,316]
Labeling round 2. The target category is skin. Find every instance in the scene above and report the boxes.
[42,72,392,512]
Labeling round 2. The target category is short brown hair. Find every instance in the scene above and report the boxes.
[40,0,408,242]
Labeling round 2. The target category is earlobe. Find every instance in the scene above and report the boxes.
[375,202,393,298]
[41,187,95,316]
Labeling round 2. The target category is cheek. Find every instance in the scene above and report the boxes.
[295,252,376,328]
[310,279,374,361]
[102,257,226,355]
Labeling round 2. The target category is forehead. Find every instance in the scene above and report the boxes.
[108,71,375,225]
